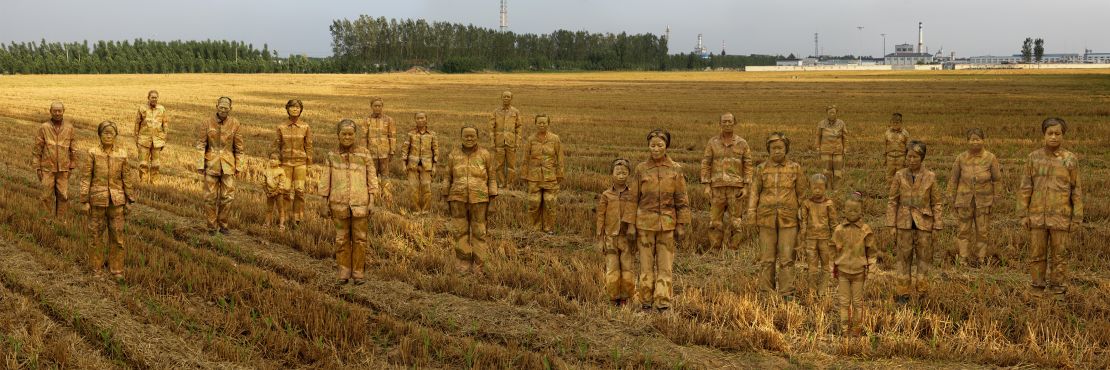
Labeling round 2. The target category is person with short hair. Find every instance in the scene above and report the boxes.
[521,114,565,234]
[319,119,379,285]
[33,102,78,221]
[195,96,244,234]
[444,124,497,274]
[596,158,636,306]
[401,112,439,215]
[746,132,808,301]
[632,129,692,311]
[135,90,169,183]
[832,193,876,336]
[885,140,942,304]
[946,128,1002,267]
[79,121,136,281]
[273,99,313,227]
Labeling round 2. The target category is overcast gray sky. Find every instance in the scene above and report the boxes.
[3,0,1108,58]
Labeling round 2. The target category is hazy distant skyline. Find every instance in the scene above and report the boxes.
[3,0,1108,58]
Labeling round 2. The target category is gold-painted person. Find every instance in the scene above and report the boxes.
[273,99,313,227]
[134,90,168,183]
[444,124,497,275]
[631,129,691,312]
[79,121,137,281]
[521,114,565,234]
[746,132,808,301]
[319,119,379,285]
[700,113,753,251]
[33,102,78,222]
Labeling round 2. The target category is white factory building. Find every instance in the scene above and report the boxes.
[968,53,1082,64]
[884,43,934,65]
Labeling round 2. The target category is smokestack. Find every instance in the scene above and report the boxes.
[917,22,924,53]
[500,0,508,32]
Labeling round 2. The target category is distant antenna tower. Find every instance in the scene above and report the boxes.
[721,40,726,55]
[499,0,508,32]
[814,32,819,58]
[665,26,670,41]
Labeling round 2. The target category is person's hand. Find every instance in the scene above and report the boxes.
[80,203,91,212]
[832,265,839,279]
[703,186,711,197]
[676,224,688,243]
[124,203,133,215]
[888,228,896,240]
[738,187,748,200]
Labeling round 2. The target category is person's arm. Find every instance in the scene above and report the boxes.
[596,193,609,237]
[1069,156,1084,231]
[485,150,498,199]
[387,117,396,156]
[161,109,169,137]
[989,154,1003,205]
[841,123,849,153]
[401,133,412,165]
[555,136,566,183]
[930,174,944,230]
[946,156,962,205]
[135,109,144,146]
[864,228,877,267]
[675,171,692,227]
[699,141,712,185]
[1017,154,1034,227]
[799,203,810,238]
[304,126,314,165]
[272,125,283,160]
[745,166,762,222]
[885,174,900,229]
[366,155,380,200]
[828,202,839,235]
[32,127,44,174]
[78,149,93,208]
[513,111,521,147]
[122,149,137,205]
[232,122,245,172]
[742,144,754,189]
[318,156,332,199]
[194,120,208,173]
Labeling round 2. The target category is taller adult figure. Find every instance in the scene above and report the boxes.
[134,90,168,183]
[700,113,753,250]
[196,97,244,235]
[33,102,77,221]
[489,91,521,186]
[632,129,691,311]
[521,114,565,234]
[273,99,313,227]
[401,112,438,215]
[746,132,808,301]
[816,105,848,190]
[363,97,396,178]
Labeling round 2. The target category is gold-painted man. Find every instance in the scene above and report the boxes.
[273,99,313,227]
[816,105,849,189]
[401,112,439,215]
[1018,118,1083,297]
[699,112,753,250]
[632,129,692,311]
[320,119,379,285]
[883,113,910,180]
[134,90,168,183]
[195,97,244,234]
[362,97,396,178]
[521,114,565,234]
[946,128,1002,266]
[489,91,521,186]
[33,102,78,220]
[79,121,137,281]
[885,141,942,304]
[445,124,498,274]
[746,132,808,301]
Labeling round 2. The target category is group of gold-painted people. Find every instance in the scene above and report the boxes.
[35,93,1081,334]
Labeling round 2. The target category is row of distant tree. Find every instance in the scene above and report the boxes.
[0,17,780,74]
[0,39,332,74]
[1020,38,1046,63]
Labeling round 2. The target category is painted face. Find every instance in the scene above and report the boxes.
[843,200,862,222]
[1044,124,1063,150]
[287,105,302,118]
[906,150,923,170]
[769,140,786,163]
[371,100,384,115]
[50,104,65,122]
[461,127,478,148]
[269,158,281,167]
[535,117,549,133]
[649,137,667,160]
[99,127,116,146]
[339,126,356,147]
[810,180,826,198]
[720,114,735,135]
[968,134,984,152]
[890,116,902,130]
[216,100,231,120]
[415,113,428,130]
[612,165,629,183]
[501,92,513,106]
[826,108,838,120]
[148,92,159,107]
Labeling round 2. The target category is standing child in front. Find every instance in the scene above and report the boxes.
[832,192,876,336]
[264,153,292,230]
[596,158,636,306]
[800,173,837,295]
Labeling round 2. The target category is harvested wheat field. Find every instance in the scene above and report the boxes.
[0,70,1108,369]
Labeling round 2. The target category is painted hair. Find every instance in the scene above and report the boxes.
[611,158,632,173]
[285,99,303,110]
[1041,117,1067,135]
[336,118,358,134]
[766,132,790,153]
[907,140,927,158]
[966,128,985,140]
[647,128,671,148]
[97,120,118,137]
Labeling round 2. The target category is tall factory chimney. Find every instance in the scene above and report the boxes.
[500,0,508,32]
[917,22,924,53]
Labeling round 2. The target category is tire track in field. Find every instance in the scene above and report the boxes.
[0,281,122,369]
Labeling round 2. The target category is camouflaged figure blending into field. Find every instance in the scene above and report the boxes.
[800,173,838,295]
[946,128,1002,267]
[1018,118,1083,297]
[401,112,439,215]
[320,119,379,285]
[746,132,808,301]
[79,121,136,281]
[195,97,244,235]
[362,97,396,178]
[264,153,292,230]
[273,99,313,227]
[489,91,521,186]
[596,159,637,306]
[816,105,848,190]
[700,113,753,251]
[883,113,910,180]
[445,124,497,275]
[521,114,565,234]
[831,193,876,336]
[134,90,168,183]
[885,141,943,304]
[33,102,78,221]
[632,129,692,311]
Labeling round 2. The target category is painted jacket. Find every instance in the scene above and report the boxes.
[832,220,877,275]
[596,184,636,236]
[746,160,808,229]
[32,120,78,172]
[700,135,753,188]
[362,114,396,159]
[521,132,565,183]
[885,168,943,230]
[195,116,244,176]
[136,104,169,148]
[446,146,497,204]
[489,106,521,148]
[319,147,379,218]
[1017,148,1083,231]
[401,129,439,171]
[947,150,1002,209]
[79,146,136,207]
[274,120,313,166]
[630,157,692,231]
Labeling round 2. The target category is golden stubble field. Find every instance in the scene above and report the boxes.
[0,70,1107,369]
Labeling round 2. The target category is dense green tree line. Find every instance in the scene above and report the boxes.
[0,39,333,74]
